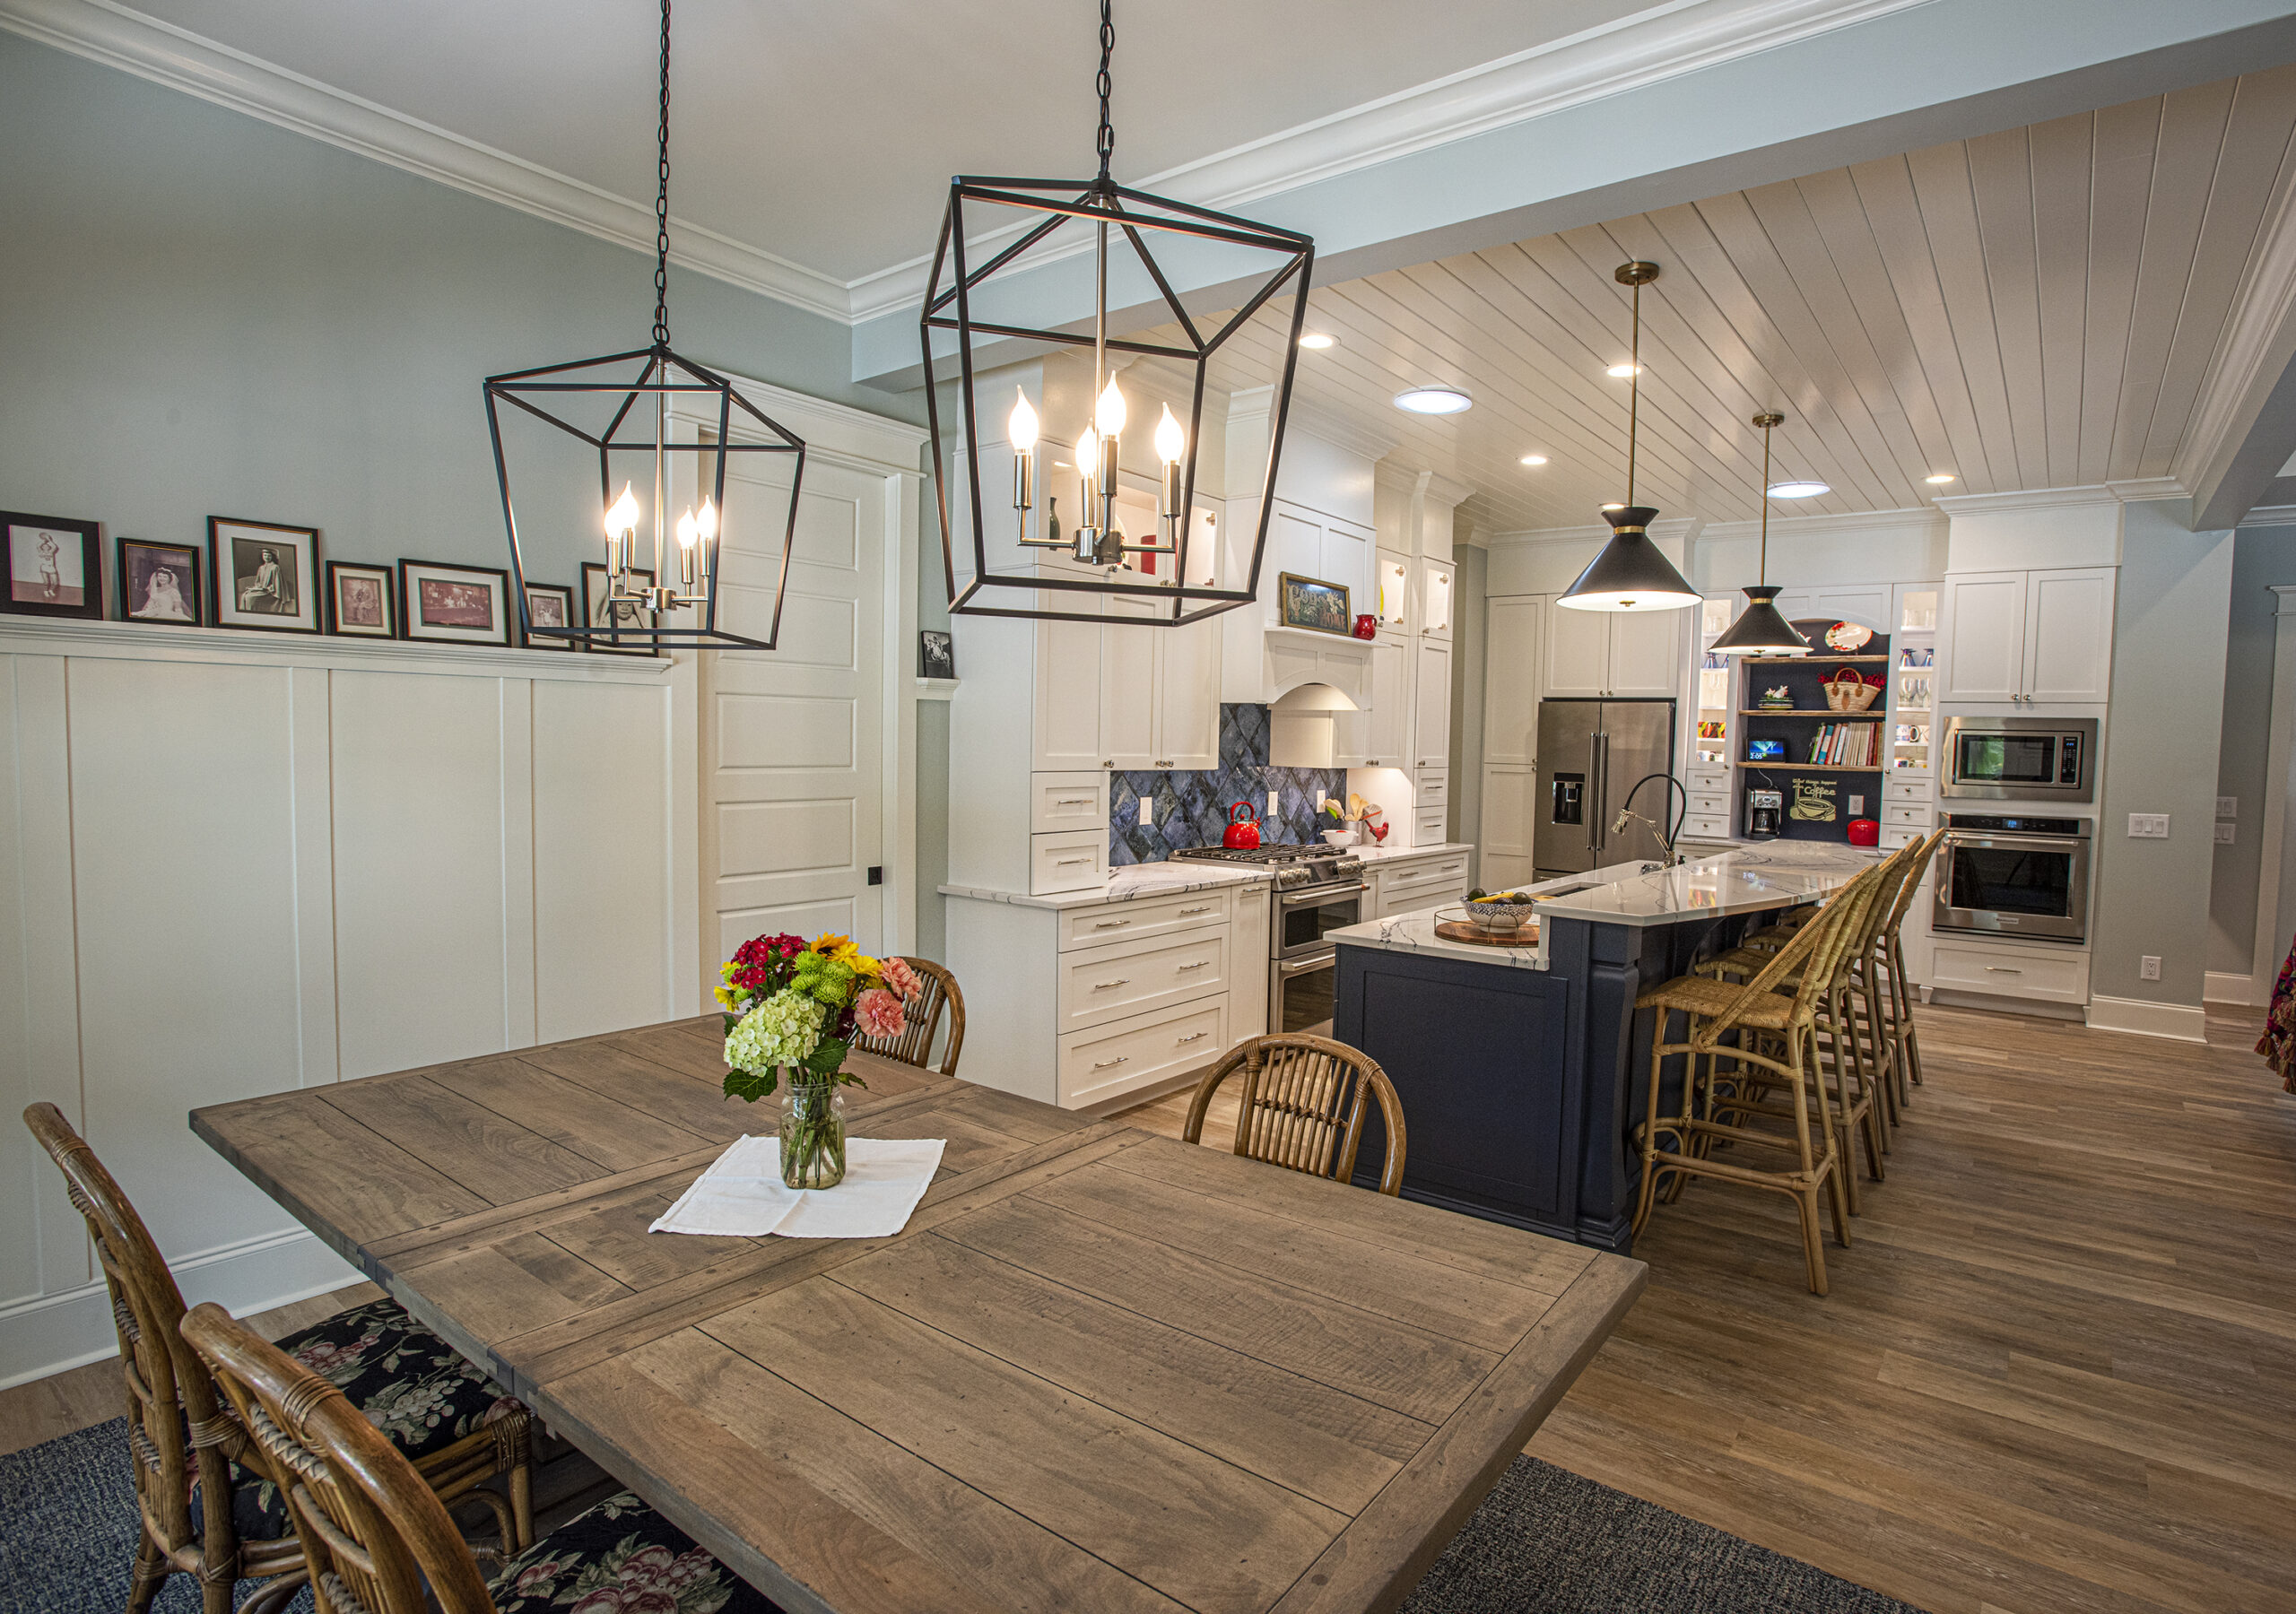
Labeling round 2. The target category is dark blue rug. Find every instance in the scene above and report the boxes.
[2,1417,1925,1613]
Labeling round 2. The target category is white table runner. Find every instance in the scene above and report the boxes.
[648,1135,946,1238]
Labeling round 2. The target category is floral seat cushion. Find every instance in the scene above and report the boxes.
[491,1490,783,1614]
[195,1296,526,1543]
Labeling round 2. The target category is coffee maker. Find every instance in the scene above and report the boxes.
[1744,787,1784,839]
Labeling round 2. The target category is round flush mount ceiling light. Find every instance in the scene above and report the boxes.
[1298,332,1336,350]
[1394,385,1472,415]
[1926,472,1956,484]
[1606,362,1641,378]
[1767,480,1830,499]
[1520,454,1548,466]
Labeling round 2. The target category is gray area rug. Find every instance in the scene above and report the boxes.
[4,1418,1926,1613]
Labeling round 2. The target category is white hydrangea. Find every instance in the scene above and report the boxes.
[725,990,827,1073]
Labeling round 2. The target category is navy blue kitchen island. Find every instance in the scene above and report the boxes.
[1330,845,1876,1253]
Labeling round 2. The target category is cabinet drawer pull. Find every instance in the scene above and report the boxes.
[1091,918,1130,929]
[1156,759,1175,768]
[1178,904,1213,915]
[1055,856,1092,867]
[1983,966,2022,974]
[1177,960,1208,971]
[1091,1055,1129,1070]
[1056,796,1093,805]
[1175,1031,1207,1045]
[1091,977,1130,990]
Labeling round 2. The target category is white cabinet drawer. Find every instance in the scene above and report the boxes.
[1058,884,1236,951]
[1413,804,1448,846]
[1057,927,1228,1032]
[1687,790,1729,817]
[1683,812,1731,839]
[1882,803,1933,829]
[1030,772,1109,833]
[1413,768,1449,808]
[1931,940,2088,1003]
[1057,996,1229,1110]
[1884,777,1930,804]
[1031,829,1106,895]
[1879,826,1920,849]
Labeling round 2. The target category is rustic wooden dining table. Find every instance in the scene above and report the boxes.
[191,1016,1646,1614]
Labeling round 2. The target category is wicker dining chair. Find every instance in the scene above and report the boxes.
[852,956,967,1077]
[1181,1034,1408,1194]
[22,1104,534,1614]
[178,1304,780,1614]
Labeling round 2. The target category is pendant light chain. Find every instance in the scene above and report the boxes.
[1094,0,1116,181]
[652,0,674,349]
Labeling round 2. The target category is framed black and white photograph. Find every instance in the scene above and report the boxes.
[209,517,321,634]
[4,512,102,620]
[918,629,956,681]
[581,562,662,656]
[523,582,577,649]
[326,560,396,638]
[1277,572,1351,636]
[117,536,203,625]
[399,559,511,646]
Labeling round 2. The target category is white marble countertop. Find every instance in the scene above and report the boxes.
[1328,905,1549,970]
[940,861,1274,911]
[1531,843,1880,928]
[1348,840,1474,866]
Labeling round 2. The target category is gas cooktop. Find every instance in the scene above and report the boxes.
[1169,844,1362,887]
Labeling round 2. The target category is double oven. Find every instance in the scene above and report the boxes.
[1169,846,1364,1036]
[1931,715,2098,945]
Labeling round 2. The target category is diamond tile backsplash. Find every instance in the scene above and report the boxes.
[1109,704,1346,865]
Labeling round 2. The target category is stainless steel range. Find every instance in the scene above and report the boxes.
[1168,845,1365,1036]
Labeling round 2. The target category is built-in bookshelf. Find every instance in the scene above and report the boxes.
[1735,620,1893,841]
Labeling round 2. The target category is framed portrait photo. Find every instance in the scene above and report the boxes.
[522,582,577,649]
[918,629,956,681]
[581,562,663,656]
[399,559,511,646]
[1277,572,1351,636]
[210,517,321,634]
[326,560,396,638]
[4,512,103,620]
[117,536,204,626]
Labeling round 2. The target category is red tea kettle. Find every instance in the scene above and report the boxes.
[1223,801,1263,849]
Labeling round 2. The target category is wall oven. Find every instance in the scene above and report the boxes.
[1941,715,2097,802]
[1932,814,2091,944]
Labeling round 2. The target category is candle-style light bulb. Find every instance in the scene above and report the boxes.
[1095,377,1127,437]
[604,482,639,573]
[695,496,718,542]
[1154,404,1186,542]
[674,507,698,586]
[1074,427,1099,478]
[1008,389,1039,452]
[1153,404,1184,464]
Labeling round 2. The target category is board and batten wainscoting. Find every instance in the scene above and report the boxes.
[0,620,690,1388]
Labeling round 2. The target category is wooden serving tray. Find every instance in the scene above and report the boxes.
[1434,919,1541,947]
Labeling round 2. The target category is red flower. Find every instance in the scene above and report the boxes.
[730,964,769,989]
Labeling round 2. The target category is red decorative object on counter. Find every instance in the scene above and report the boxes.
[1223,801,1263,849]
[1846,817,1879,846]
[1353,613,1378,639]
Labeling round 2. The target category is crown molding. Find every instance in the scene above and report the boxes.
[1487,514,1707,546]
[2103,475,2193,505]
[1422,472,1477,510]
[1693,506,1945,542]
[0,614,674,681]
[2175,156,2296,517]
[1931,483,2125,516]
[0,0,854,321]
[2239,504,2296,528]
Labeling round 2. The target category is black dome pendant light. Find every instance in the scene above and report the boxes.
[1709,412,1813,656]
[1557,261,1700,613]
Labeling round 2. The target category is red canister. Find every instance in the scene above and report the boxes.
[1846,818,1880,847]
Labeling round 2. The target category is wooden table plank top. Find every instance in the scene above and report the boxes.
[193,1016,1645,1614]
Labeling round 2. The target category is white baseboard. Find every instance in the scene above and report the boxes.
[2084,994,2212,1044]
[0,1228,360,1392]
[2204,970,2257,1005]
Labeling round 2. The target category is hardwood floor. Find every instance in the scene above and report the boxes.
[1128,1002,2296,1614]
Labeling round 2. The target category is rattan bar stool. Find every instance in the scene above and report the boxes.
[1630,874,1876,1295]
[1869,827,1949,1107]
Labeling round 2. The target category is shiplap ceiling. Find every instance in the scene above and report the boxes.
[1186,67,2296,536]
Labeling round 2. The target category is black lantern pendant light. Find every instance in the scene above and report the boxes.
[483,0,806,652]
[920,0,1316,626]
[1557,262,1700,613]
[1710,412,1813,656]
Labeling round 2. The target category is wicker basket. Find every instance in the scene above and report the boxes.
[1823,668,1882,712]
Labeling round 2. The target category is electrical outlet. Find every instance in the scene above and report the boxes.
[2127,813,2170,839]
[1848,794,1865,815]
[2139,955,2161,981]
[2217,795,2238,819]
[1137,796,1152,825]
[2216,820,2236,845]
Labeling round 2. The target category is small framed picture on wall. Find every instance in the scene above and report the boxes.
[1277,572,1351,636]
[399,559,511,646]
[4,512,103,620]
[581,562,662,656]
[918,629,956,680]
[117,536,203,625]
[210,517,321,633]
[326,560,396,638]
[522,582,577,649]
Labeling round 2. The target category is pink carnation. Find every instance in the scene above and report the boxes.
[855,987,907,1040]
[879,956,922,1002]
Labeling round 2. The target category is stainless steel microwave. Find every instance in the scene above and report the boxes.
[1940,716,2097,802]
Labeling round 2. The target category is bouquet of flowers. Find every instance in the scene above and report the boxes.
[717,932,920,1102]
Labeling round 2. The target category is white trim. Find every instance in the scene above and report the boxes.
[0,1227,356,1391]
[2177,160,2296,521]
[2102,476,2194,506]
[1683,506,1946,542]
[0,0,852,321]
[1932,484,2132,516]
[915,678,960,701]
[2253,584,2296,1002]
[1484,515,1710,545]
[2204,969,2257,1005]
[0,617,673,681]
[2083,994,2211,1044]
[2239,504,2296,528]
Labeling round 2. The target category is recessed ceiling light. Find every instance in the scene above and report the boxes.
[1926,472,1956,484]
[1520,454,1548,466]
[1393,386,1472,415]
[1767,480,1830,499]
[1606,363,1641,378]
[1298,332,1335,350]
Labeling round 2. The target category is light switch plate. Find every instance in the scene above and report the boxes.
[2217,795,2238,819]
[1137,797,1152,825]
[2216,820,2236,845]
[2127,813,2170,839]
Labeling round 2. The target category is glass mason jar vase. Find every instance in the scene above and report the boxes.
[778,1076,846,1189]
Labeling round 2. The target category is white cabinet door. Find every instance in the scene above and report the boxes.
[1544,602,1610,697]
[1153,612,1222,771]
[1032,606,1106,770]
[2022,567,2115,702]
[1375,548,1412,630]
[1479,764,1538,863]
[1938,572,2027,702]
[1413,638,1453,769]
[1098,597,1158,770]
[1337,634,1407,768]
[1607,609,1682,698]
[1323,516,1375,621]
[1418,556,1454,639]
[1267,504,1325,624]
[1783,585,1890,630]
[1483,594,1544,766]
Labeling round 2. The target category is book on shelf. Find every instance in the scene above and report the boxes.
[1807,723,1878,767]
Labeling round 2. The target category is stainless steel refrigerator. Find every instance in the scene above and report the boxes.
[1534,699,1678,876]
